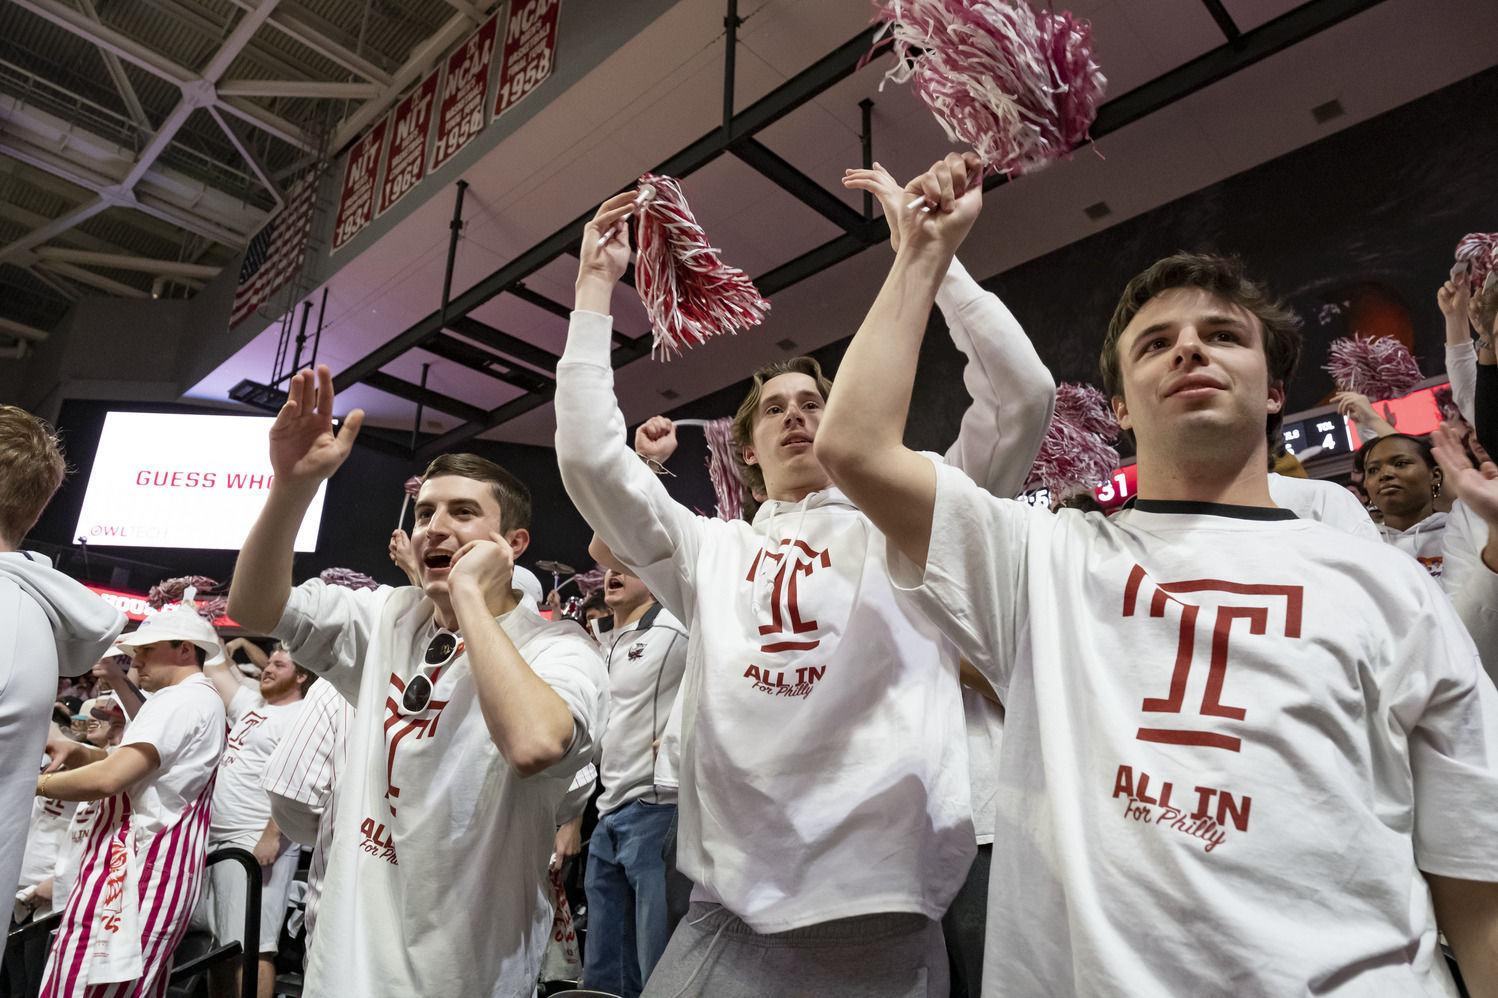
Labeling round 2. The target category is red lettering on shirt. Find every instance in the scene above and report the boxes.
[1122,564,1303,753]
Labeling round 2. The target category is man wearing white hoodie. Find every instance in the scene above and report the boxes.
[554,162,1055,996]
[0,406,124,979]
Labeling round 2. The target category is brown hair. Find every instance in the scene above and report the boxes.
[730,357,834,512]
[1100,253,1301,449]
[0,405,67,546]
[420,453,531,533]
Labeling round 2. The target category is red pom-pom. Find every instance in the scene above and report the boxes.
[870,0,1107,176]
[1025,383,1119,499]
[1456,233,1498,294]
[1324,335,1424,400]
[320,567,380,591]
[704,418,747,521]
[147,575,218,610]
[634,174,770,358]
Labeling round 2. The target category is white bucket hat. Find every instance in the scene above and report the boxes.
[115,587,225,666]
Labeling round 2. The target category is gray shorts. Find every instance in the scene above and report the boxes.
[641,902,948,998]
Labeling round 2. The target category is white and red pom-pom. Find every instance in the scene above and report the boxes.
[633,173,770,359]
[320,567,380,591]
[147,575,218,610]
[703,417,747,521]
[1324,335,1424,401]
[403,476,423,497]
[870,0,1106,177]
[1456,233,1498,294]
[1025,383,1119,499]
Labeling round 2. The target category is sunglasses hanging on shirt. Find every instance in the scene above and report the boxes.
[403,630,461,713]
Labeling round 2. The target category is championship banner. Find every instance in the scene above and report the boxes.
[495,0,560,117]
[377,68,440,218]
[431,12,500,172]
[332,117,387,252]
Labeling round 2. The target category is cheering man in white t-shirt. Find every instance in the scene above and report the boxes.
[555,166,1055,995]
[37,600,227,998]
[228,369,608,998]
[817,152,1498,995]
[193,643,312,998]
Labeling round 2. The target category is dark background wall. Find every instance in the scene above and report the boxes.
[25,65,1498,595]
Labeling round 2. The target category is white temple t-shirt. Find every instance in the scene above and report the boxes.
[274,581,608,998]
[211,687,305,847]
[892,460,1498,997]
[119,673,226,851]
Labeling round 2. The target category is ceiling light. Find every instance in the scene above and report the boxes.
[776,338,797,351]
[1084,201,1111,221]
[660,388,679,400]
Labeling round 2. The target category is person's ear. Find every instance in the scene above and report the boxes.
[505,528,530,559]
[742,444,759,468]
[1112,394,1131,432]
[1267,381,1285,415]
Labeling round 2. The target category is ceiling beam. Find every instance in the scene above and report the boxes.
[420,333,554,394]
[234,0,397,87]
[0,316,52,341]
[76,0,152,133]
[729,136,868,233]
[0,196,108,266]
[1199,0,1245,44]
[22,264,84,301]
[35,260,150,298]
[362,371,488,422]
[0,133,252,247]
[207,105,285,208]
[217,80,381,100]
[9,0,319,154]
[33,247,221,279]
[446,316,558,375]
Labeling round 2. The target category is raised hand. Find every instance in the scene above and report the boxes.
[1432,421,1498,527]
[578,190,637,293]
[1438,274,1470,321]
[634,415,678,465]
[267,365,363,489]
[842,162,907,252]
[898,152,985,257]
[389,529,420,585]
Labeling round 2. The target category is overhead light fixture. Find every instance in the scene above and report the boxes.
[660,388,679,400]
[1084,201,1112,221]
[776,338,797,351]
[229,379,289,412]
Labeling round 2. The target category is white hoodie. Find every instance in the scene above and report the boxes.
[556,260,1054,931]
[0,551,123,923]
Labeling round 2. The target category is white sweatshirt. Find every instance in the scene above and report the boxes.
[0,552,123,942]
[556,260,1055,931]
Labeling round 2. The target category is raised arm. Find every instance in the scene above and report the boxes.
[36,744,157,802]
[229,366,363,632]
[555,194,706,617]
[1441,272,1477,424]
[817,153,984,568]
[844,162,1055,498]
[448,530,576,777]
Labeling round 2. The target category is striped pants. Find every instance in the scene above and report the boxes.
[41,779,215,998]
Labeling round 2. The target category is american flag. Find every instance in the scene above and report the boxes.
[230,168,322,328]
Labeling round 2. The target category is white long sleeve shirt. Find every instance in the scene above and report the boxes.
[555,261,1054,931]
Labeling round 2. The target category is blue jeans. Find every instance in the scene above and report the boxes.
[584,799,677,998]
